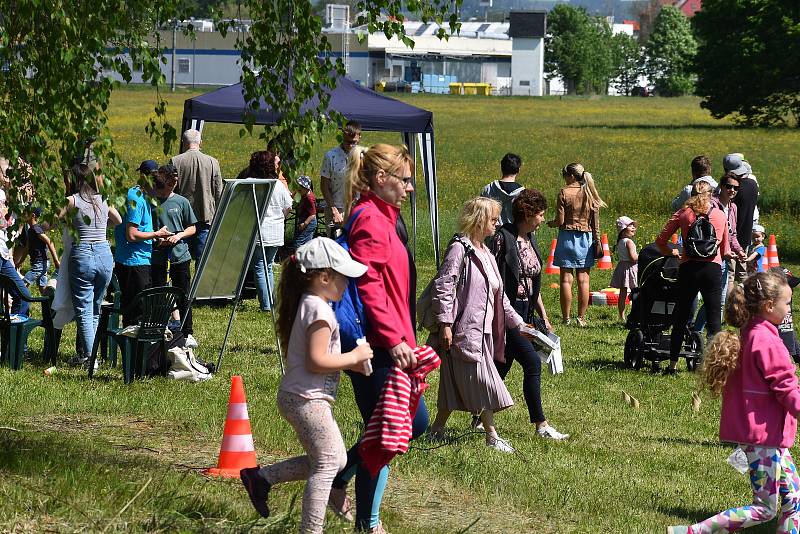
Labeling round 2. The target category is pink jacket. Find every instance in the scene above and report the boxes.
[719,317,800,448]
[432,238,522,363]
[349,192,416,350]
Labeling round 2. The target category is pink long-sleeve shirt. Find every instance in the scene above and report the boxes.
[348,192,416,350]
[655,206,730,265]
[720,317,800,448]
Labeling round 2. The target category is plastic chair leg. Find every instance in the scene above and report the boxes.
[9,326,21,370]
[121,338,134,384]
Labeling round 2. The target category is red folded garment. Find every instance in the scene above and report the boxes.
[358,345,440,477]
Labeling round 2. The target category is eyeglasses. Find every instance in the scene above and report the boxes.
[724,184,739,191]
[389,173,413,186]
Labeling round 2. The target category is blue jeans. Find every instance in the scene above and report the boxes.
[69,242,113,356]
[0,257,30,316]
[292,219,317,249]
[189,222,210,261]
[250,246,279,311]
[333,349,430,529]
[23,260,49,288]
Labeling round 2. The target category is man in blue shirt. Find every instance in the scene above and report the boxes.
[114,160,172,325]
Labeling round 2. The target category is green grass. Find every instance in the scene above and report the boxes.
[2,89,800,533]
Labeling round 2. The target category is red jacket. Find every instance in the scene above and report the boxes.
[349,192,416,349]
[720,317,800,448]
[655,206,730,265]
[359,345,440,476]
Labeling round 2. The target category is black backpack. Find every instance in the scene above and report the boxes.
[685,206,719,259]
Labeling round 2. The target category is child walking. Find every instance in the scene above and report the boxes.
[668,270,800,534]
[610,216,638,321]
[240,237,373,533]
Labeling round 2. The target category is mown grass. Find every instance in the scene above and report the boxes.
[2,89,800,533]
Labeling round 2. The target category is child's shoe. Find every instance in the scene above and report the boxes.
[240,467,271,518]
[486,435,515,453]
[537,425,570,440]
[667,527,689,534]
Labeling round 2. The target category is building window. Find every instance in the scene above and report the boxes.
[178,58,190,74]
[519,80,530,86]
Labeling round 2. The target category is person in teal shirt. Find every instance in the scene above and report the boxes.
[114,160,172,325]
[151,164,197,343]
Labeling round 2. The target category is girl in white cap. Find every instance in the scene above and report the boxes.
[240,237,374,534]
[610,216,639,321]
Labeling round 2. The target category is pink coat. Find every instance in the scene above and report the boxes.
[719,317,800,448]
[432,238,522,363]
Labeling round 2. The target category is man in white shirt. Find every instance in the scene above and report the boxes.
[320,120,361,236]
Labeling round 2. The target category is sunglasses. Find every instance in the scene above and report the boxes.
[724,184,739,191]
[388,173,413,186]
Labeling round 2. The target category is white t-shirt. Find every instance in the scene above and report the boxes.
[320,145,358,210]
[258,183,293,247]
[279,293,342,403]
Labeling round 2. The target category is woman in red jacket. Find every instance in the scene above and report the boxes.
[329,143,424,533]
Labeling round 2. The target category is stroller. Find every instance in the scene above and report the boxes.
[623,243,705,371]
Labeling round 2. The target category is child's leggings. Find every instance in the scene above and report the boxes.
[690,446,800,533]
[260,391,347,534]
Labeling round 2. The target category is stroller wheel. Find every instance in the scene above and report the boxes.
[685,331,705,372]
[624,329,644,370]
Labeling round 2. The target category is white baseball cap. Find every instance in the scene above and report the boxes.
[295,237,367,278]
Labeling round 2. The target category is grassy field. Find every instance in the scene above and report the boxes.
[2,88,800,533]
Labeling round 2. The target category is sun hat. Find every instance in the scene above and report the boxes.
[615,216,636,232]
[722,153,752,177]
[294,237,367,278]
[692,175,718,189]
[296,175,313,191]
[137,160,159,174]
[752,224,765,234]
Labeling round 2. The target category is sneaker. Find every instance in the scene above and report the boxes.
[486,435,515,453]
[537,425,570,441]
[667,527,689,534]
[67,355,88,367]
[327,487,354,521]
[576,316,588,328]
[240,467,271,518]
[185,334,198,349]
[83,358,99,371]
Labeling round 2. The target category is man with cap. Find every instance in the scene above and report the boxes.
[170,129,223,262]
[725,153,759,283]
[292,175,317,249]
[151,163,198,344]
[114,160,173,326]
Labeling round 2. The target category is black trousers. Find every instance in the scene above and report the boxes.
[151,261,193,334]
[114,263,152,326]
[495,299,546,424]
[670,261,723,362]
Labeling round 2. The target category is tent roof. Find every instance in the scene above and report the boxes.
[183,75,433,133]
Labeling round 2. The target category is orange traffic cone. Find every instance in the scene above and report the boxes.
[597,233,613,270]
[768,234,780,268]
[545,239,560,275]
[204,375,258,478]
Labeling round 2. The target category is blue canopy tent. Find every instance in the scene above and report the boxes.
[181,76,441,264]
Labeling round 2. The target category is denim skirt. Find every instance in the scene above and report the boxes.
[553,229,595,269]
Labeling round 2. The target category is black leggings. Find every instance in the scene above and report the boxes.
[670,261,723,363]
[495,299,546,424]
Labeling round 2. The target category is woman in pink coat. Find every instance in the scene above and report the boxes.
[428,197,526,453]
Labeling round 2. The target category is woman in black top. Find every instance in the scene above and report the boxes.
[489,189,569,440]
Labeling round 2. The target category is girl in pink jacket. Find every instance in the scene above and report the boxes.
[669,270,800,534]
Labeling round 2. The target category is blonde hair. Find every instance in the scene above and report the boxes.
[684,180,712,215]
[701,270,789,396]
[458,197,500,242]
[562,163,607,209]
[345,143,413,216]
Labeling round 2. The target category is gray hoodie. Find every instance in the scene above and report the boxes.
[480,180,524,225]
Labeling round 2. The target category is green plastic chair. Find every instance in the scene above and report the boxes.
[0,273,54,370]
[98,274,122,367]
[88,286,185,383]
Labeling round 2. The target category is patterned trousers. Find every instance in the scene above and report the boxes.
[691,446,800,533]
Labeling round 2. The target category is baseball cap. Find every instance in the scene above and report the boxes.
[615,216,636,232]
[137,160,159,174]
[692,175,718,189]
[722,153,752,177]
[752,224,765,234]
[295,237,367,278]
[296,175,313,191]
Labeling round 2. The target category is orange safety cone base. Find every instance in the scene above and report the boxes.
[204,466,252,478]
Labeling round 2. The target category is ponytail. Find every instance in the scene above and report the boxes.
[684,180,712,215]
[562,163,607,209]
[700,269,789,396]
[345,143,413,218]
[275,257,317,353]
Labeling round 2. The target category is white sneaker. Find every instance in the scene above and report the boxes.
[537,425,569,440]
[486,435,515,453]
[185,334,198,349]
